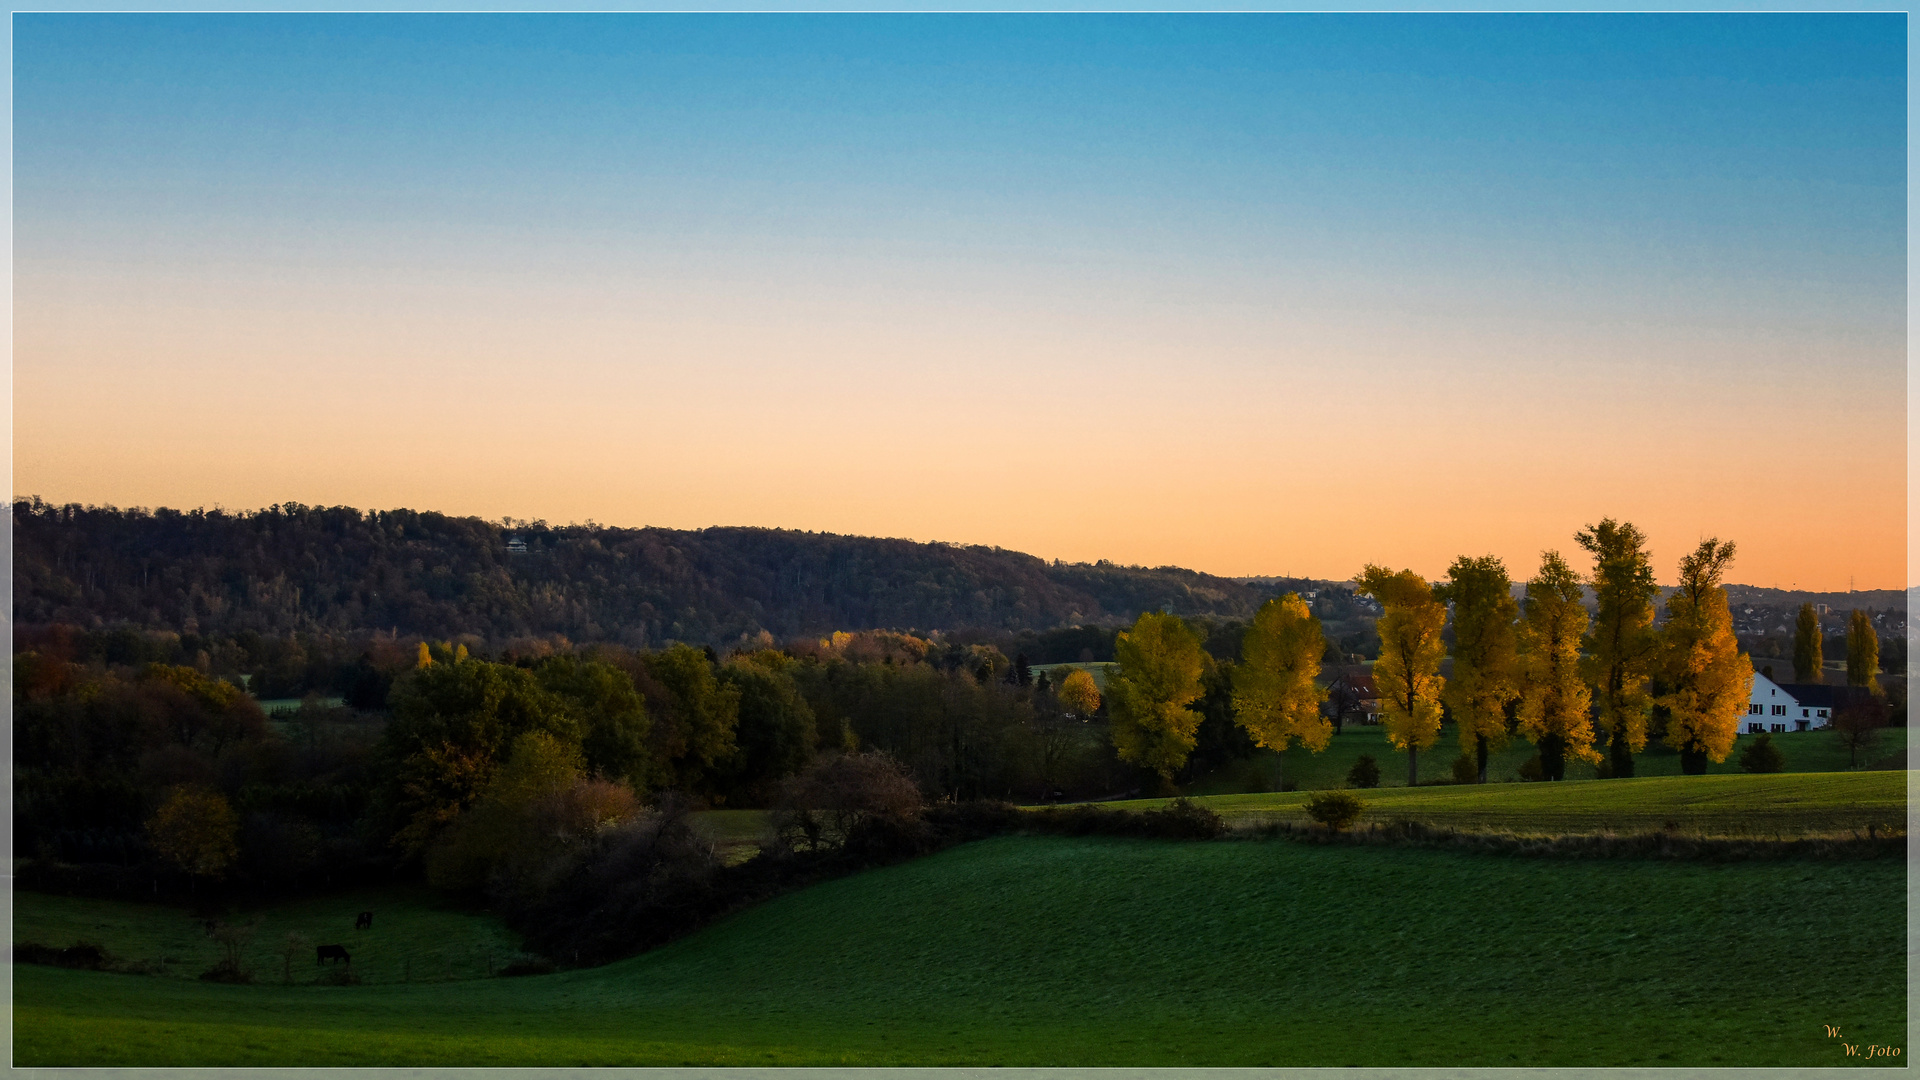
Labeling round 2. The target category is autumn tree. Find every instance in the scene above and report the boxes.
[1658,539,1751,775]
[147,785,239,879]
[1516,551,1597,781]
[1576,518,1659,778]
[1793,604,1823,683]
[1230,594,1331,791]
[1846,610,1880,692]
[1356,566,1446,786]
[1106,611,1208,786]
[1436,556,1519,783]
[1058,669,1101,718]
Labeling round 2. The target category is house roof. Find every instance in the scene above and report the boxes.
[1331,672,1377,696]
[1779,683,1875,711]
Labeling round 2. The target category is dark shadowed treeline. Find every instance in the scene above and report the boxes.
[13,498,1291,645]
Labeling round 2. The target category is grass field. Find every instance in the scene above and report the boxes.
[1117,770,1906,837]
[14,833,1904,1067]
[13,885,523,985]
[1184,725,1911,795]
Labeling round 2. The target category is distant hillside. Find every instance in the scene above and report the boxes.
[11,499,1284,645]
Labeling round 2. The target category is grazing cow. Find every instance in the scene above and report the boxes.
[355,911,373,931]
[316,944,350,966]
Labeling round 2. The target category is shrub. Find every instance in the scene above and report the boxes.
[1739,733,1785,774]
[1517,754,1545,782]
[1304,790,1364,832]
[769,751,922,853]
[1346,754,1381,789]
[1450,754,1477,784]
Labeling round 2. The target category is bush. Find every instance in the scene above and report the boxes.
[1304,790,1364,832]
[1346,755,1381,789]
[1451,754,1477,784]
[769,751,922,853]
[1740,733,1785,774]
[1517,754,1545,782]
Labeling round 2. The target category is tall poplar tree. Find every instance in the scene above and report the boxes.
[1107,611,1208,785]
[1793,603,1823,683]
[1846,610,1881,692]
[1516,551,1597,780]
[1576,518,1659,778]
[1231,593,1332,791]
[1356,565,1446,786]
[1659,539,1751,775]
[1436,555,1519,784]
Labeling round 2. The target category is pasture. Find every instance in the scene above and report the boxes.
[13,885,522,985]
[14,833,1906,1067]
[1120,770,1906,837]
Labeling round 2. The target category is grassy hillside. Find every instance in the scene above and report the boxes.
[1183,724,1910,795]
[1115,771,1907,837]
[15,834,1905,1067]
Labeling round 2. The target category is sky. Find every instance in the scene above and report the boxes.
[12,14,1908,589]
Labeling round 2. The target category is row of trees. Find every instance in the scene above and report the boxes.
[1792,602,1883,687]
[1100,520,1878,787]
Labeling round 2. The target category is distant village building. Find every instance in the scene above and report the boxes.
[1326,671,1383,724]
[506,536,529,555]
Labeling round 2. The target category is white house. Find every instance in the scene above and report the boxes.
[1743,670,1833,734]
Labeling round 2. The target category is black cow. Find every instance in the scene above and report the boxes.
[355,911,373,930]
[316,944,350,965]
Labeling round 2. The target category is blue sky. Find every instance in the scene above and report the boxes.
[12,14,1908,587]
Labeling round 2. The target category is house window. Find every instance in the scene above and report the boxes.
[1748,723,1764,734]
[1772,705,1787,716]
[1771,723,1785,733]
[1749,703,1764,714]
[1817,709,1828,718]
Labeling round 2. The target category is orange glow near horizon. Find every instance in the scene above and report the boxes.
[13,266,1906,592]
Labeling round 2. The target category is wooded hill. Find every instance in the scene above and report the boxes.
[13,499,1298,646]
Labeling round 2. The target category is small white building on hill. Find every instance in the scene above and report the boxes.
[1744,669,1843,733]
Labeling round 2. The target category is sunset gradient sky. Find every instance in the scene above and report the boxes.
[14,14,1907,588]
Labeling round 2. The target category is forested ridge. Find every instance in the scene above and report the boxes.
[13,499,1282,644]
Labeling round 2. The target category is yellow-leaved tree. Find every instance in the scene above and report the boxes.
[1356,566,1447,786]
[1516,551,1598,780]
[147,785,240,880]
[1436,555,1519,784]
[1659,538,1750,774]
[1106,611,1207,787]
[1230,594,1331,791]
[1576,518,1660,778]
[1058,669,1101,718]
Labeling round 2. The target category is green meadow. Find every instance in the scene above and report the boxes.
[1120,770,1908,837]
[14,828,1907,1067]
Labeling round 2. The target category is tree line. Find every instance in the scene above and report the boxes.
[1098,519,1892,789]
[12,498,1290,644]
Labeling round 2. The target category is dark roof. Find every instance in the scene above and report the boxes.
[1779,683,1876,710]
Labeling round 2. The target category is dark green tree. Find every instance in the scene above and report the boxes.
[1793,604,1823,684]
